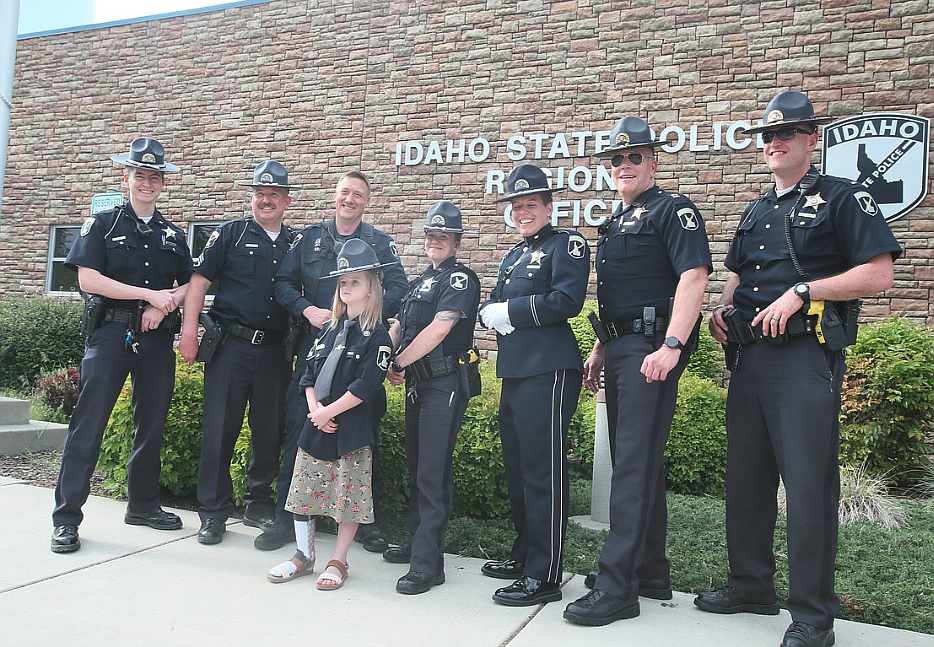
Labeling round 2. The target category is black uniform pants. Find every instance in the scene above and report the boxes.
[498,369,581,583]
[404,372,468,576]
[594,333,688,600]
[53,323,176,526]
[197,336,290,521]
[725,336,844,629]
[275,333,385,525]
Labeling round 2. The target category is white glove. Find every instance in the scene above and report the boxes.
[481,302,511,330]
[493,322,515,335]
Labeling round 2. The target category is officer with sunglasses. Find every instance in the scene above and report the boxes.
[563,117,711,626]
[51,137,193,554]
[696,92,901,647]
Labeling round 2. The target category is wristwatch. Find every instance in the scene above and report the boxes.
[391,360,405,373]
[663,336,684,351]
[793,282,811,302]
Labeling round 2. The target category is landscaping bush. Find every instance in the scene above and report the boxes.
[666,372,727,494]
[841,318,934,484]
[569,299,598,360]
[0,295,84,388]
[98,353,253,502]
[34,367,80,424]
[686,324,725,381]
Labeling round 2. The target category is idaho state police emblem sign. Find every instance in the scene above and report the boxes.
[822,113,930,223]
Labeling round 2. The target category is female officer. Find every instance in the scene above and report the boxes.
[383,201,481,595]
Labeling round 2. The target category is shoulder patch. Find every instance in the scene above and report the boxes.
[450,271,469,291]
[80,217,95,236]
[376,345,392,371]
[853,190,880,216]
[389,241,399,258]
[567,234,586,259]
[289,232,303,250]
[677,207,700,230]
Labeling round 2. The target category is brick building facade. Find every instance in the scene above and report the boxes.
[2,0,932,337]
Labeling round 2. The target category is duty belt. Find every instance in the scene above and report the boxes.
[726,312,815,346]
[409,354,458,380]
[602,316,667,340]
[225,321,285,345]
[104,308,136,324]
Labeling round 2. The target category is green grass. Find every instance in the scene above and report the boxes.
[381,481,934,635]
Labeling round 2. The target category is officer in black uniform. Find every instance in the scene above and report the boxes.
[382,201,481,595]
[178,160,297,545]
[479,164,590,606]
[695,91,901,647]
[563,117,712,625]
[51,137,192,553]
[255,171,407,551]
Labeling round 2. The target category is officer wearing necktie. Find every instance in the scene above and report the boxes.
[479,164,590,607]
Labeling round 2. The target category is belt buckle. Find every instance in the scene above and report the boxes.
[251,330,265,345]
[606,321,618,339]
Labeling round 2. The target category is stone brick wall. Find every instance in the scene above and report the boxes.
[2,0,932,340]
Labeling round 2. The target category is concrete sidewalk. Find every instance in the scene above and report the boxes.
[2,476,931,647]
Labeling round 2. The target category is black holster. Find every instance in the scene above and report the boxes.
[196,313,226,363]
[81,295,106,338]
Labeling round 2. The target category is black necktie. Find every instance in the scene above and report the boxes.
[314,318,355,403]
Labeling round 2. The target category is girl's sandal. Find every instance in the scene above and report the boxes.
[267,554,315,584]
[315,559,349,590]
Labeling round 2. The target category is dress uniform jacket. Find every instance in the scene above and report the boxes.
[297,316,393,460]
[591,186,711,602]
[191,218,295,521]
[485,225,590,378]
[53,204,192,527]
[722,167,901,628]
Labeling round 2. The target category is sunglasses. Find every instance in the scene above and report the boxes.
[760,127,814,143]
[610,152,649,167]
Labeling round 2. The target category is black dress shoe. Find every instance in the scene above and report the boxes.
[481,559,525,579]
[396,570,446,595]
[254,522,295,551]
[781,621,835,647]
[51,524,80,554]
[363,526,389,553]
[694,586,780,615]
[583,571,672,600]
[383,540,412,564]
[198,518,226,545]
[492,576,562,607]
[242,507,276,532]
[564,588,640,626]
[124,507,183,530]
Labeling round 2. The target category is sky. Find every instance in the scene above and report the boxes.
[17,0,233,36]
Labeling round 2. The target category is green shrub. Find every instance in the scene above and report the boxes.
[686,324,725,380]
[98,353,254,502]
[569,300,599,360]
[841,318,934,484]
[665,372,728,495]
[0,295,84,388]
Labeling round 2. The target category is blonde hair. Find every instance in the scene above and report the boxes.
[330,270,384,332]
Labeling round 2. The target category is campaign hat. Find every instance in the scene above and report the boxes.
[329,238,397,276]
[743,91,833,134]
[412,201,477,234]
[595,116,671,157]
[239,160,297,189]
[110,137,179,172]
[493,164,559,203]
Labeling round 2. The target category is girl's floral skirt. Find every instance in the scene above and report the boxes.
[284,446,374,524]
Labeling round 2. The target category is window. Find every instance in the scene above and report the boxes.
[190,222,224,259]
[47,226,80,294]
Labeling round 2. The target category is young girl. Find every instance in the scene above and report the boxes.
[267,238,394,589]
